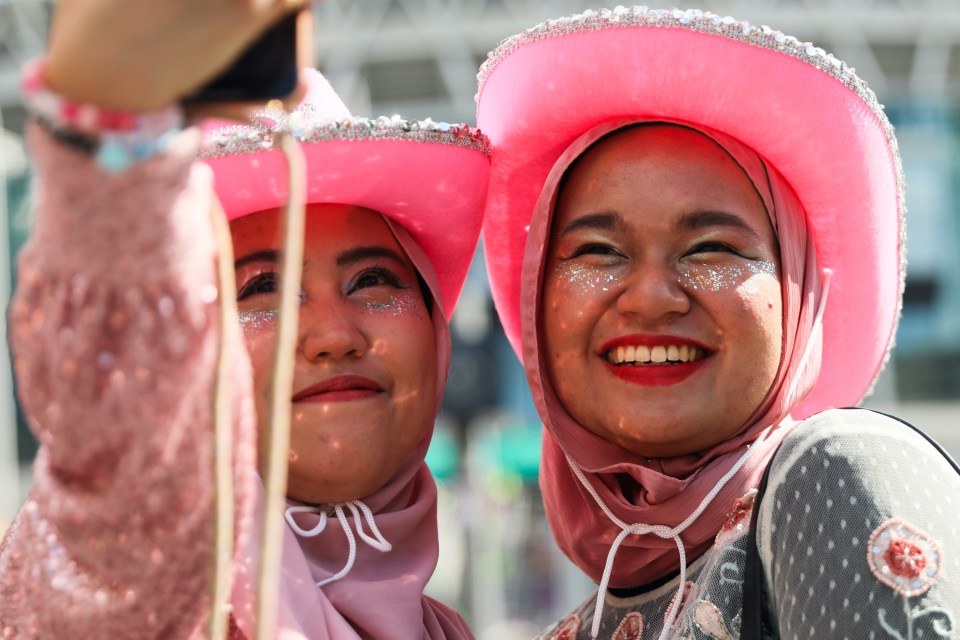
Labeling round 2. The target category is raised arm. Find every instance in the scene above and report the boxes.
[0,1,304,635]
[0,123,256,639]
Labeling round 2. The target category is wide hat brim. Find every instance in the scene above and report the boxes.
[476,7,905,418]
[200,112,491,319]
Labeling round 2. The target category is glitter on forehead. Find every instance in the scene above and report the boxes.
[679,260,777,293]
[552,262,620,293]
[237,309,278,331]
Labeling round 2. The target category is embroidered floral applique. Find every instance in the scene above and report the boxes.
[664,581,699,630]
[612,612,643,640]
[714,489,757,549]
[544,614,581,640]
[867,518,942,597]
[693,600,737,640]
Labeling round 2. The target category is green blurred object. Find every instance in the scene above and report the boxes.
[478,423,541,482]
[426,427,460,481]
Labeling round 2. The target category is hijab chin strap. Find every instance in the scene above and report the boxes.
[285,501,393,587]
[568,434,765,640]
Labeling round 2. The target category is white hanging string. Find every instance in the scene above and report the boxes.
[285,500,392,587]
[567,432,767,640]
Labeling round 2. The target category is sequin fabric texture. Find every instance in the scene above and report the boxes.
[537,410,960,640]
[0,126,258,639]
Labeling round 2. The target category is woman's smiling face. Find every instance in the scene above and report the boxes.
[542,125,783,457]
[231,204,437,504]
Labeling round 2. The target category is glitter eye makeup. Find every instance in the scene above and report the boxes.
[237,309,278,331]
[677,260,777,293]
[552,261,620,293]
[360,291,427,318]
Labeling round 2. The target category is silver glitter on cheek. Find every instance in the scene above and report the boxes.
[552,262,619,293]
[361,291,428,318]
[237,309,278,331]
[678,260,777,292]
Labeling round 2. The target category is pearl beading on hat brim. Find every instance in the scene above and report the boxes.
[199,104,491,159]
[476,4,907,403]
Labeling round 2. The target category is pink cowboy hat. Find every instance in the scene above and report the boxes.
[200,69,491,318]
[476,7,905,418]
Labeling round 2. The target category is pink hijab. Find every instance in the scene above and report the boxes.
[230,221,471,639]
[525,119,829,589]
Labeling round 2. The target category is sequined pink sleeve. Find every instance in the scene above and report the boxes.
[0,125,256,639]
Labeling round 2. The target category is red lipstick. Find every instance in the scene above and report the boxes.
[292,375,384,402]
[600,334,711,387]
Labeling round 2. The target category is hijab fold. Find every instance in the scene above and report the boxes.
[527,119,827,587]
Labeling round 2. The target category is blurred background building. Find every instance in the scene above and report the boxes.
[1,1,958,637]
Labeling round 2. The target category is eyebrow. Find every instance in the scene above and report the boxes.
[234,246,409,271]
[556,211,626,237]
[675,210,764,238]
[336,245,408,268]
[234,249,280,271]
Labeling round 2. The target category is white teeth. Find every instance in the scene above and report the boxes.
[607,343,706,365]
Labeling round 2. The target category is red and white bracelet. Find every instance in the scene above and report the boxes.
[21,58,184,172]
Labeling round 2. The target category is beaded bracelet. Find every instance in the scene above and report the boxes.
[21,58,184,172]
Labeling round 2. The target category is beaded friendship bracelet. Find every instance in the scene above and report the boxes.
[21,58,184,172]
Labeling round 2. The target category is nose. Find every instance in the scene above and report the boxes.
[298,300,367,362]
[615,259,691,320]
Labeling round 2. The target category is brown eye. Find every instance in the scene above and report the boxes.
[569,243,622,259]
[237,273,280,300]
[688,242,737,256]
[349,266,404,293]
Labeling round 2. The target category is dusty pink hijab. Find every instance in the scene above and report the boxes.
[525,119,829,589]
[230,221,471,639]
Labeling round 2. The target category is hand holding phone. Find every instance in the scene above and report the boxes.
[43,0,309,112]
[184,10,309,106]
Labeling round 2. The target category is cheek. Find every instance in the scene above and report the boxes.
[542,265,619,349]
[736,276,784,364]
[238,314,276,392]
[365,304,436,394]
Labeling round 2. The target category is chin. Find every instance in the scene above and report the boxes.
[287,476,378,505]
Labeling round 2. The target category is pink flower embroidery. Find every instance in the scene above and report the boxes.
[612,612,643,640]
[867,518,942,597]
[664,581,699,629]
[545,614,581,640]
[885,539,927,578]
[714,490,756,549]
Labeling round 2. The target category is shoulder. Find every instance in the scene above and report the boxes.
[755,408,960,633]
[760,407,959,527]
[768,407,957,487]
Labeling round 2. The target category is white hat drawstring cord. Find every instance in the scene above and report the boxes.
[285,501,393,587]
[567,432,767,640]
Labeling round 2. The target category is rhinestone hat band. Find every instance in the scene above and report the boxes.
[200,102,491,159]
[480,6,873,103]
[476,6,902,195]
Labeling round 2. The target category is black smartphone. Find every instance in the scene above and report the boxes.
[183,11,304,105]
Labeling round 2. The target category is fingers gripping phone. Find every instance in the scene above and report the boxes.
[184,9,311,105]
